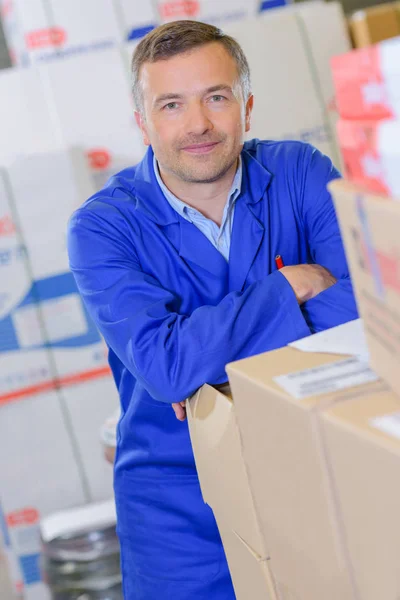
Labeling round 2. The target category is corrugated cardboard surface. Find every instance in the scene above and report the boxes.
[321,384,400,600]
[348,3,400,48]
[226,347,366,600]
[187,384,277,600]
[329,179,400,398]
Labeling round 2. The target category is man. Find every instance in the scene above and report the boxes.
[68,20,358,600]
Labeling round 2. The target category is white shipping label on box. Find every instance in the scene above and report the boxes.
[274,357,378,399]
[371,412,400,440]
[157,0,260,25]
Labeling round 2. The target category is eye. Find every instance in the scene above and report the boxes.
[210,95,226,102]
[163,102,179,110]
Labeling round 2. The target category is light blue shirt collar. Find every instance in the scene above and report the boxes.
[153,154,242,224]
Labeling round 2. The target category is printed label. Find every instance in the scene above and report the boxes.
[274,357,378,400]
[371,412,400,440]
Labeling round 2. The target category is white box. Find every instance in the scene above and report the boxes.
[0,389,88,598]
[293,1,351,169]
[0,68,60,167]
[38,47,145,188]
[1,0,123,66]
[115,0,159,42]
[62,378,120,502]
[224,11,337,161]
[156,0,260,26]
[0,169,56,402]
[6,149,111,383]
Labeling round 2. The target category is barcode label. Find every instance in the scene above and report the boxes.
[274,357,378,400]
[371,412,400,440]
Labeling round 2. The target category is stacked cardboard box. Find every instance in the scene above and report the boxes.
[330,38,400,395]
[348,2,400,49]
[189,339,400,599]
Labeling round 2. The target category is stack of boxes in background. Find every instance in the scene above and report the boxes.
[330,36,400,387]
[347,1,400,48]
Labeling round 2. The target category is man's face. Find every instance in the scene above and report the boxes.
[135,42,253,184]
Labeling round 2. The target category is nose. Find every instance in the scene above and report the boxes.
[185,101,213,136]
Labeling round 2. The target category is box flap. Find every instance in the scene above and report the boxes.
[187,384,268,560]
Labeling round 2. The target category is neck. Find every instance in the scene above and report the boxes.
[159,160,238,226]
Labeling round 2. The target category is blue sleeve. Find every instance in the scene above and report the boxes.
[300,146,359,332]
[67,204,310,404]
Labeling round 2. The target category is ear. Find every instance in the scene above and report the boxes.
[245,94,254,133]
[134,110,151,146]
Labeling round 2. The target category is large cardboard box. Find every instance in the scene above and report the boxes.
[329,179,400,397]
[331,36,400,120]
[156,0,260,26]
[225,10,337,162]
[0,168,56,403]
[62,378,120,502]
[187,384,277,600]
[348,3,400,49]
[337,118,400,195]
[38,46,145,188]
[0,68,59,167]
[292,1,352,169]
[0,0,122,66]
[0,389,89,599]
[226,347,380,600]
[6,149,110,386]
[116,0,159,42]
[321,382,400,600]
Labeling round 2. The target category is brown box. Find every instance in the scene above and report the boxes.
[226,347,370,600]
[348,3,400,48]
[187,384,277,600]
[329,178,400,397]
[321,382,400,600]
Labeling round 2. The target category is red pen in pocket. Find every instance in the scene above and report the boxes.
[275,254,284,270]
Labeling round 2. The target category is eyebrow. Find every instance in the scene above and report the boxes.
[153,84,234,108]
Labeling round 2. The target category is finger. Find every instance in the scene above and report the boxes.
[172,403,187,421]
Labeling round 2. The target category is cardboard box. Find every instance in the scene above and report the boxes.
[0,389,89,599]
[38,46,145,188]
[0,0,122,66]
[0,67,60,167]
[0,168,57,403]
[331,36,400,120]
[321,383,400,600]
[225,9,337,163]
[337,118,400,195]
[116,0,159,42]
[226,346,380,600]
[6,149,110,386]
[329,179,400,397]
[62,378,120,502]
[292,1,352,169]
[156,0,260,26]
[187,384,277,600]
[348,3,400,49]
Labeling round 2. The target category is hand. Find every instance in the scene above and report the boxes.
[172,400,187,421]
[279,264,337,305]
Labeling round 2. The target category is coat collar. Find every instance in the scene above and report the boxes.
[131,144,273,226]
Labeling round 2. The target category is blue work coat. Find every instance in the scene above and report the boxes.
[67,139,358,599]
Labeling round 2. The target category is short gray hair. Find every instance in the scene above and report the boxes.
[131,20,251,114]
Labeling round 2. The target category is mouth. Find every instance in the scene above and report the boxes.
[182,142,220,154]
